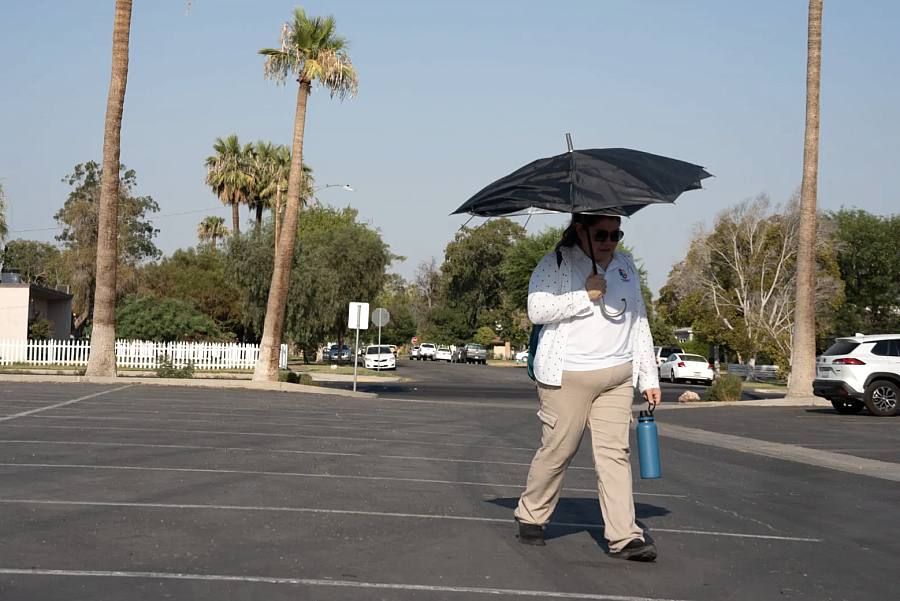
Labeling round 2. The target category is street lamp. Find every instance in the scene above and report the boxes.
[309,184,354,208]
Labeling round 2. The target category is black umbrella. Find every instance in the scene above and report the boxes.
[452,135,712,318]
[452,135,712,218]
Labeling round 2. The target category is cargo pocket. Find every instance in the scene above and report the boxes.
[536,408,558,428]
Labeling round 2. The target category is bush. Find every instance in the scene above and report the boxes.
[117,294,227,343]
[28,316,54,340]
[706,374,743,402]
[155,356,195,379]
[278,371,319,387]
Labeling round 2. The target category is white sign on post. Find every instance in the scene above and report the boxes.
[349,302,370,330]
[349,302,370,392]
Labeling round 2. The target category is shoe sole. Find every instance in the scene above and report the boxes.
[612,544,657,562]
[518,536,546,546]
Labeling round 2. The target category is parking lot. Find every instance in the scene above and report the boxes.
[1,381,898,600]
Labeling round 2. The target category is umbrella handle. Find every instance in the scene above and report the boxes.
[600,298,627,319]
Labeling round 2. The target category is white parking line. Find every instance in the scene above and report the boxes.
[0,498,822,542]
[0,387,132,423]
[0,462,601,493]
[0,568,691,601]
[29,414,513,438]
[42,407,477,430]
[0,440,685,498]
[0,423,537,451]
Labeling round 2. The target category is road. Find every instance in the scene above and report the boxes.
[317,358,785,406]
[1,381,897,600]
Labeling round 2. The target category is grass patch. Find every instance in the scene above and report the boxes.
[742,380,787,390]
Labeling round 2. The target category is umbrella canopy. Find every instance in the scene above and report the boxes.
[452,147,712,218]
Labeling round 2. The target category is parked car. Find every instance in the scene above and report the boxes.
[515,348,529,363]
[410,345,419,360]
[451,346,465,363]
[364,345,396,371]
[435,347,452,362]
[813,334,900,417]
[462,343,487,365]
[659,353,714,385]
[418,343,437,361]
[654,345,684,370]
[328,345,340,361]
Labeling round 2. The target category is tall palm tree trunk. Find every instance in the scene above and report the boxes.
[85,0,132,377]
[232,202,240,235]
[212,233,217,251]
[787,0,823,397]
[253,81,310,381]
[274,187,283,260]
[255,203,264,233]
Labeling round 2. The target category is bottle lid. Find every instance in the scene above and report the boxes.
[639,410,653,418]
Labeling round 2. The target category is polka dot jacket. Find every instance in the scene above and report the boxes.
[528,246,660,391]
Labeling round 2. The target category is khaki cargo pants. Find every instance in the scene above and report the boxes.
[514,362,644,552]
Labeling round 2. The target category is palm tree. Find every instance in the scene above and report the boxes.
[250,141,279,234]
[0,181,8,242]
[787,0,824,398]
[252,8,358,381]
[197,215,230,250]
[268,146,314,258]
[85,0,133,377]
[205,135,254,235]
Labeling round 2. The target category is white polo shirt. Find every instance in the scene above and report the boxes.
[562,248,638,372]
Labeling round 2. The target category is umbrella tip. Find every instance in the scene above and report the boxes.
[566,133,574,152]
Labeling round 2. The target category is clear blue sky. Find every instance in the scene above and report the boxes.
[1,1,897,294]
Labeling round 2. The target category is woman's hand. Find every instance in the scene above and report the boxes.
[643,388,662,405]
[585,273,606,301]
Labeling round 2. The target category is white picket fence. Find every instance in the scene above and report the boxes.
[0,339,287,370]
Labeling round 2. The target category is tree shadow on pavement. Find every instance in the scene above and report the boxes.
[487,497,669,550]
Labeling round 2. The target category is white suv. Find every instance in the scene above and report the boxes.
[418,343,437,361]
[813,334,900,417]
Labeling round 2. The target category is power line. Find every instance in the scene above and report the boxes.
[7,205,229,234]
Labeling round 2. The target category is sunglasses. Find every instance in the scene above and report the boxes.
[589,228,625,243]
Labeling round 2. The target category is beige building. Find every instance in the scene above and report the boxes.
[0,271,73,341]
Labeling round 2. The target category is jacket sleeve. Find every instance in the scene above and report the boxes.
[629,257,660,392]
[528,251,593,325]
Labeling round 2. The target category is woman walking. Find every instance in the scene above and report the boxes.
[515,213,661,561]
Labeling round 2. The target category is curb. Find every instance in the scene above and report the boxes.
[653,396,832,410]
[0,374,378,399]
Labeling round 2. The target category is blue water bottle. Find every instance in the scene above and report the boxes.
[636,403,661,479]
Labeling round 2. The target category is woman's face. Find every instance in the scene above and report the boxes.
[575,217,622,263]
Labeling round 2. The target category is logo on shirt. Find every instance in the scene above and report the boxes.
[618,268,629,282]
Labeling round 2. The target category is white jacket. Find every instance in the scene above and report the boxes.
[528,246,659,391]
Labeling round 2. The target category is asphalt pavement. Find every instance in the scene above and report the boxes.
[1,380,898,600]
[316,359,784,406]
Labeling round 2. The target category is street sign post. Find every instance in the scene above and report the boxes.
[348,302,370,392]
[372,308,390,351]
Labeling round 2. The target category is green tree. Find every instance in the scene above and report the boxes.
[0,239,63,288]
[254,7,359,381]
[196,216,230,250]
[373,275,417,347]
[227,206,394,362]
[442,218,525,332]
[116,294,225,343]
[502,226,563,312]
[826,209,900,335]
[473,326,495,348]
[138,246,243,338]
[205,135,254,235]
[55,161,160,332]
[425,306,471,345]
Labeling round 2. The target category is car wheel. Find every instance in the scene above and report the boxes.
[830,399,864,415]
[864,380,900,417]
[669,370,676,384]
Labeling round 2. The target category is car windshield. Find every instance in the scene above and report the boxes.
[823,341,860,356]
[438,348,449,352]
[367,347,391,355]
[680,354,707,363]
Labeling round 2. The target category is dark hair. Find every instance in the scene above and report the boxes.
[556,214,622,250]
